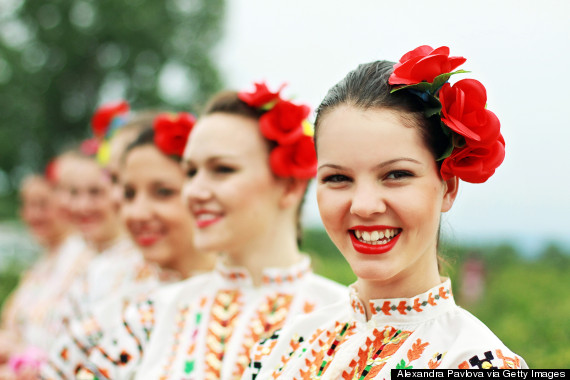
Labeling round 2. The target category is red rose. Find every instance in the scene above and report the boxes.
[45,160,58,184]
[80,138,100,156]
[153,112,196,157]
[91,100,130,138]
[238,82,285,108]
[439,79,500,147]
[269,135,317,179]
[259,100,310,145]
[440,134,505,183]
[389,45,466,85]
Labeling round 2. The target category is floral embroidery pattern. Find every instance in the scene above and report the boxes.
[341,327,411,379]
[427,352,446,369]
[368,285,451,316]
[204,289,243,378]
[157,304,190,380]
[496,349,521,369]
[395,339,429,369]
[232,293,294,378]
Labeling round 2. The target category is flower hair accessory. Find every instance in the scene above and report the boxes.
[91,100,130,139]
[90,100,130,166]
[238,82,317,179]
[389,45,504,183]
[153,112,196,157]
[44,159,58,184]
[80,138,100,156]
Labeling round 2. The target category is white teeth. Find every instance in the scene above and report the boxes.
[353,228,400,244]
[196,214,217,221]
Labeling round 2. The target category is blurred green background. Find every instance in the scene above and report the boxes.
[0,0,568,371]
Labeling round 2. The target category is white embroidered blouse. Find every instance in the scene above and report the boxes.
[2,234,89,351]
[243,279,527,379]
[75,256,348,380]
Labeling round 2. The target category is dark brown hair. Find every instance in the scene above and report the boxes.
[314,60,449,164]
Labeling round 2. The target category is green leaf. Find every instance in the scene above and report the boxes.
[432,70,470,90]
[396,359,408,369]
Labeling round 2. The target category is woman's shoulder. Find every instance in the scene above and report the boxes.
[304,273,348,295]
[430,306,528,369]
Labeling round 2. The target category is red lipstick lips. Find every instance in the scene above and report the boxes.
[349,225,401,255]
[194,210,223,229]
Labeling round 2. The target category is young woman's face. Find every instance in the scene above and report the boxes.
[67,157,119,246]
[20,177,62,246]
[121,145,194,270]
[316,105,457,292]
[182,113,284,255]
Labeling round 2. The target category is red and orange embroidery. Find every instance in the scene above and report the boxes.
[368,285,451,316]
[204,289,243,378]
[232,293,294,378]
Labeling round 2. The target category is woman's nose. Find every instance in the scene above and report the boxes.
[182,171,213,204]
[349,182,387,219]
[123,194,152,221]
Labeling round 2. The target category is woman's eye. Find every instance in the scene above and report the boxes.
[186,168,197,178]
[214,165,235,174]
[385,170,413,180]
[155,187,175,197]
[124,188,135,200]
[321,174,351,184]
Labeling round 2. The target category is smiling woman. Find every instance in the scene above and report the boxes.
[246,46,527,378]
[78,83,347,380]
[120,123,216,276]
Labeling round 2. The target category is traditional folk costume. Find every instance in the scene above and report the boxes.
[244,279,527,379]
[41,262,183,379]
[60,237,143,323]
[75,256,347,379]
[1,234,89,351]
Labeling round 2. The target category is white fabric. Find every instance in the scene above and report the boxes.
[81,256,348,380]
[244,279,527,379]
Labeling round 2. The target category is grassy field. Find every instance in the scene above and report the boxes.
[1,227,568,368]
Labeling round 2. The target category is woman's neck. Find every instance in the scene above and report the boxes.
[172,245,218,279]
[44,228,72,255]
[91,229,123,252]
[223,217,303,286]
[354,253,442,320]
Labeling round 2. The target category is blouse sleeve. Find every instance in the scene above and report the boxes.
[79,298,155,379]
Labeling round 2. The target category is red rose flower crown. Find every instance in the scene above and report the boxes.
[237,82,317,179]
[389,45,504,184]
[153,112,196,157]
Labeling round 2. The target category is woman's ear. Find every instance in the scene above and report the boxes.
[441,176,459,213]
[279,178,309,209]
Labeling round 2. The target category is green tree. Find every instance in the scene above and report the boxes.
[0,0,225,218]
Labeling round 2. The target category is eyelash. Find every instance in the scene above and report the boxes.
[321,174,351,184]
[124,188,135,200]
[155,187,175,197]
[186,168,196,178]
[321,170,414,184]
[214,165,236,174]
[385,170,413,180]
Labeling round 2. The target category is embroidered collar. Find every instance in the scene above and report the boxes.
[349,278,455,324]
[215,255,312,286]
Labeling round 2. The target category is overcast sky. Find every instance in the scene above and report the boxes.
[212,0,570,252]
